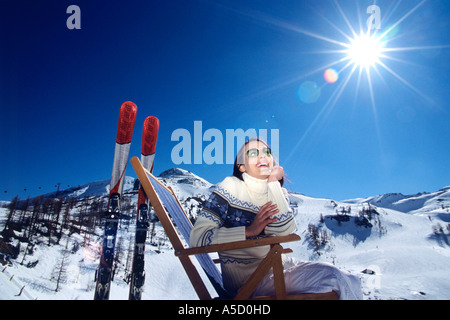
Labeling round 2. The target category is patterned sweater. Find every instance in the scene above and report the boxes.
[189,172,297,294]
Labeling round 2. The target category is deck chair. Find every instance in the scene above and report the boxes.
[131,157,337,300]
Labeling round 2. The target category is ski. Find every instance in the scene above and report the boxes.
[94,101,137,300]
[129,116,159,300]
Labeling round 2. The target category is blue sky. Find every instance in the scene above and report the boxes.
[1,0,449,201]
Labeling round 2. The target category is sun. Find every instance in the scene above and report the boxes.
[346,32,384,69]
[233,0,447,115]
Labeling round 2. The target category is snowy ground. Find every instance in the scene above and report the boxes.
[1,175,449,300]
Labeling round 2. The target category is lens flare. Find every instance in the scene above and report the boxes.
[324,68,339,83]
[297,81,321,104]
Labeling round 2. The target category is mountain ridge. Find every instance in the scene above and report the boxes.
[1,168,449,300]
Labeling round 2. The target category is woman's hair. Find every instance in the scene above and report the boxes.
[232,137,284,187]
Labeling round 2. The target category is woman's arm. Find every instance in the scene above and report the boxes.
[264,181,297,236]
[190,192,246,247]
[244,201,278,238]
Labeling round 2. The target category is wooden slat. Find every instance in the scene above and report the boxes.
[131,157,184,252]
[131,156,211,300]
[178,255,212,300]
[233,244,283,300]
[177,234,300,256]
[271,245,287,300]
[250,291,338,300]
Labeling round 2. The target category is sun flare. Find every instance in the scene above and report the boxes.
[346,33,384,69]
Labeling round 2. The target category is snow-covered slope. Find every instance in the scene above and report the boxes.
[346,186,450,217]
[40,176,137,199]
[288,192,450,300]
[1,170,449,300]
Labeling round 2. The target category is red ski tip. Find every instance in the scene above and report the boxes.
[141,116,159,156]
[116,101,137,144]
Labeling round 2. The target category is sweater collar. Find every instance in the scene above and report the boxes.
[242,172,268,195]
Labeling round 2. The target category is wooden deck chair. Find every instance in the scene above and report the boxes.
[131,157,337,300]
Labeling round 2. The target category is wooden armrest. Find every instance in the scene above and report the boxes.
[213,248,292,264]
[176,233,300,256]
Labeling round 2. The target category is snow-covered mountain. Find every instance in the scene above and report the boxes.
[38,176,137,200]
[1,169,449,300]
[355,186,450,217]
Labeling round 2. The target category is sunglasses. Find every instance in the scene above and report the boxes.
[246,147,272,158]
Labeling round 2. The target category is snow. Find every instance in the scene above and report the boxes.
[1,170,449,300]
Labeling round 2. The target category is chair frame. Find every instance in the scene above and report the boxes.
[131,156,337,300]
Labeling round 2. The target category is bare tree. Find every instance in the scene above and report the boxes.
[51,236,71,292]
[3,195,20,230]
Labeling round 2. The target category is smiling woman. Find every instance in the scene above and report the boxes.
[190,137,363,299]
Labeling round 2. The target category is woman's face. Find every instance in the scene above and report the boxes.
[239,140,274,180]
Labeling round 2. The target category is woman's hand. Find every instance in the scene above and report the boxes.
[268,165,284,182]
[245,201,278,238]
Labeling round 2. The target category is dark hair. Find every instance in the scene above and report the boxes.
[232,138,284,187]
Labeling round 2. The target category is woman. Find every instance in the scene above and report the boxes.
[190,138,362,299]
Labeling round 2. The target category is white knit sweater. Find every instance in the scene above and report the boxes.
[189,173,297,294]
